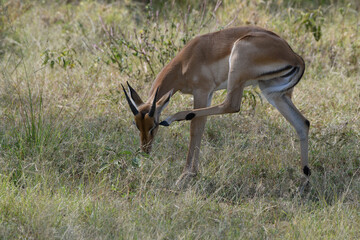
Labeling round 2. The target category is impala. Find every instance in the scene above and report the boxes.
[122,26,311,184]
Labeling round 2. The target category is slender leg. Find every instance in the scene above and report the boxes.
[262,91,310,176]
[183,113,207,174]
[163,85,244,124]
[176,91,212,185]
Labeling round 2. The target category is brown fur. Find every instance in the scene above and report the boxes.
[123,26,310,184]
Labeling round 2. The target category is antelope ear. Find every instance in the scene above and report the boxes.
[127,81,144,106]
[121,83,139,116]
[156,89,173,114]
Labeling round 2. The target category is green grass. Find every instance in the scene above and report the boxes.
[0,0,359,239]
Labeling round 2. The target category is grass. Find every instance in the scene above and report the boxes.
[0,0,360,239]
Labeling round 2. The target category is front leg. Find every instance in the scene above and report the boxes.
[175,91,212,185]
[176,115,208,180]
[161,85,245,126]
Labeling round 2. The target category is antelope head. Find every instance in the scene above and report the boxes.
[122,82,172,154]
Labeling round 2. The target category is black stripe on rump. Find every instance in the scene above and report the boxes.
[281,66,298,78]
[258,65,293,78]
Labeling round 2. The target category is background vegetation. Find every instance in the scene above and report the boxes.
[0,0,359,239]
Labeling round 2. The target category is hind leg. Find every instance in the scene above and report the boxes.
[260,86,310,177]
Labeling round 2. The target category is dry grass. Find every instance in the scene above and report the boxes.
[0,0,359,239]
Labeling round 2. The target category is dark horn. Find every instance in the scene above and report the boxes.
[148,87,159,117]
[121,84,139,115]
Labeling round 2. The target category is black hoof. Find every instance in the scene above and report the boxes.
[185,113,196,120]
[159,121,170,126]
[303,166,311,176]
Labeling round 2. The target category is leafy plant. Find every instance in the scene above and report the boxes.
[42,48,82,69]
[96,1,219,80]
[296,8,324,41]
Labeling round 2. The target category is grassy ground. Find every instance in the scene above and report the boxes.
[0,0,359,239]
